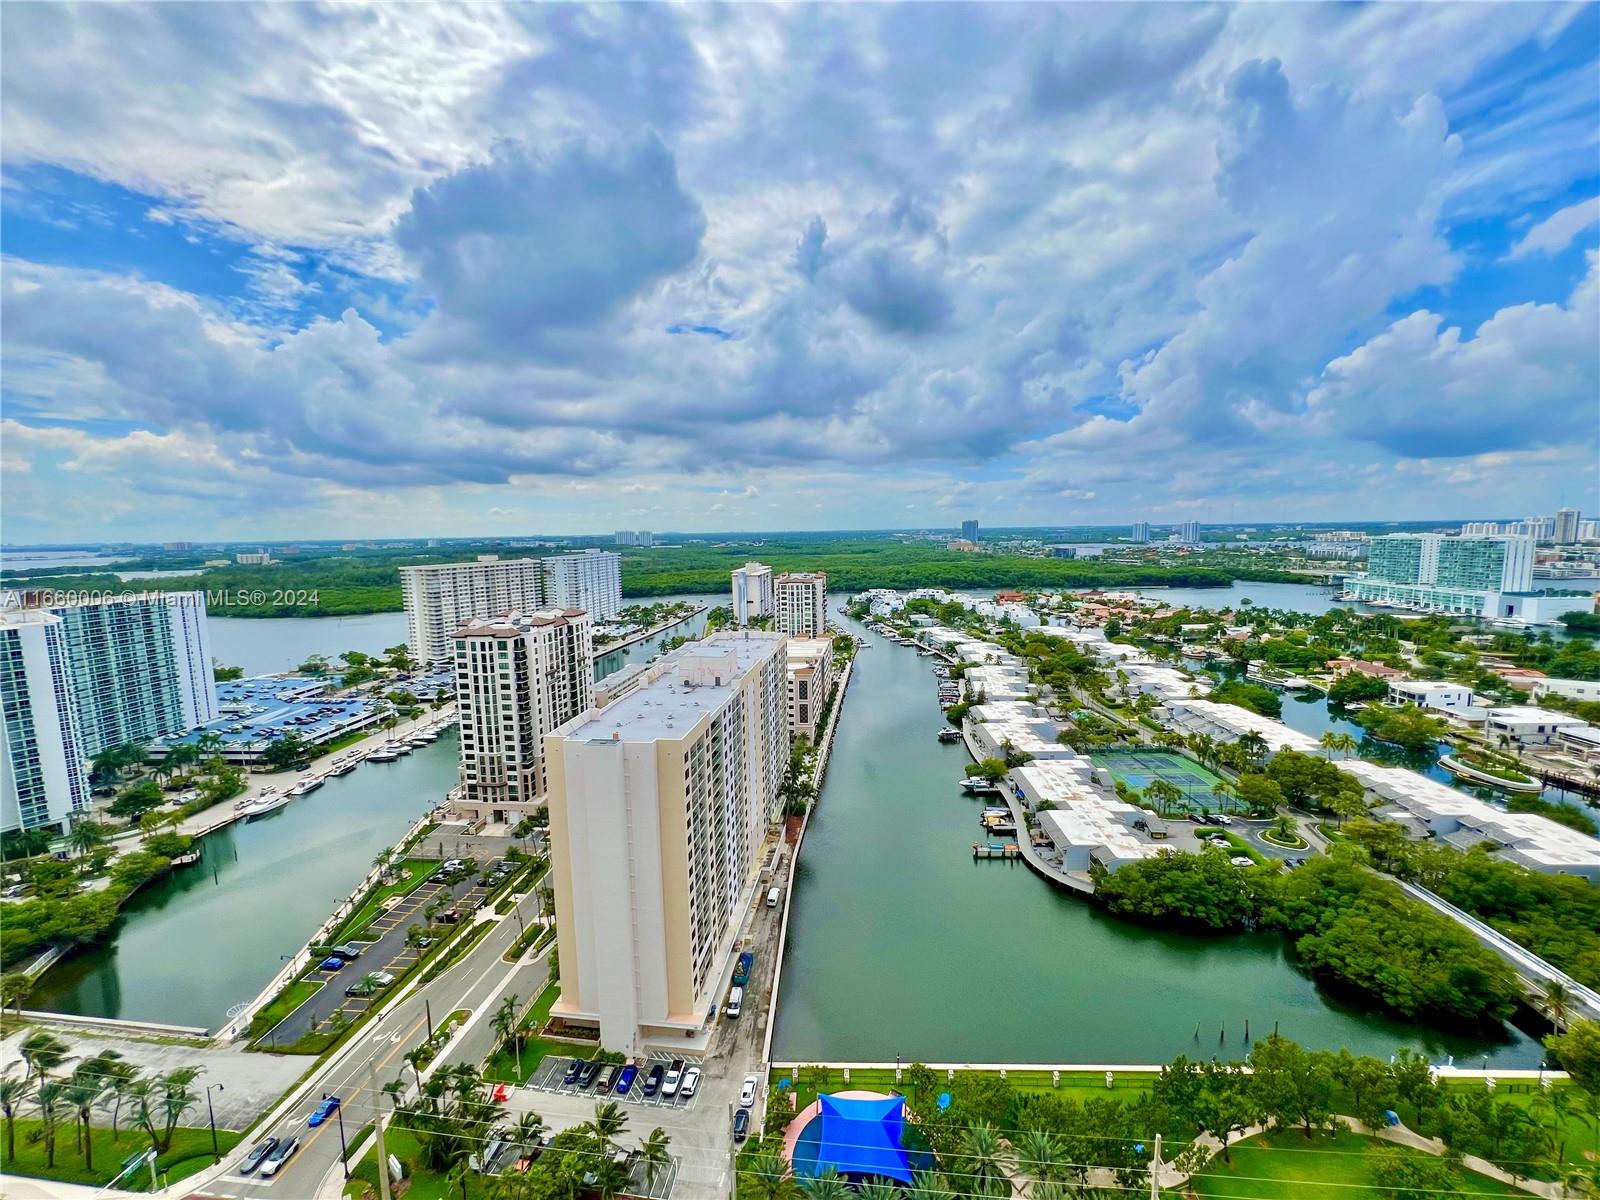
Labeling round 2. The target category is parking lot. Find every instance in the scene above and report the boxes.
[524,1053,705,1111]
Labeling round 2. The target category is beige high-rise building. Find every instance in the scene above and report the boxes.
[544,630,788,1054]
[452,608,594,823]
[785,636,834,741]
[401,557,546,664]
[774,570,828,636]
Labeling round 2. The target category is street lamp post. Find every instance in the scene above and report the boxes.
[205,1084,225,1162]
[335,1097,350,1178]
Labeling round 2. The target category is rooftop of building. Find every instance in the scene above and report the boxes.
[559,630,786,744]
[400,556,541,573]
[455,608,588,638]
[777,570,827,582]
[1485,705,1590,725]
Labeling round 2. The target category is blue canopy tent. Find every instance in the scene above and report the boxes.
[809,1093,914,1183]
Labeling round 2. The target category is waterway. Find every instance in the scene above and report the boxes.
[30,731,459,1030]
[771,613,1543,1066]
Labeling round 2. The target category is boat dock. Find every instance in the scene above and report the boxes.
[973,842,1020,860]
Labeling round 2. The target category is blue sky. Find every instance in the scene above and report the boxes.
[1,2,1596,543]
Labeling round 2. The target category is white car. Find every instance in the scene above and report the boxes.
[1230,855,1255,867]
[680,1066,701,1098]
[258,1136,300,1177]
[739,1075,759,1108]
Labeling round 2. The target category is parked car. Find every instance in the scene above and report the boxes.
[680,1065,701,1099]
[259,1137,300,1177]
[739,1075,758,1108]
[614,1064,639,1095]
[563,1059,586,1086]
[1213,813,1234,826]
[662,1059,684,1097]
[725,986,743,1018]
[240,1137,279,1174]
[318,956,346,971]
[597,1064,622,1094]
[579,1061,603,1089]
[308,1095,341,1127]
[643,1063,666,1097]
[732,1109,750,1142]
[733,952,754,987]
[330,943,363,960]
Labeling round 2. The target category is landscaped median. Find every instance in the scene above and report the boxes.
[1194,826,1272,866]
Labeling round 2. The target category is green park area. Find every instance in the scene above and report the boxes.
[0,1119,242,1191]
[483,980,598,1086]
[1190,1128,1525,1198]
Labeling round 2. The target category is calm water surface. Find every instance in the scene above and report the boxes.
[771,614,1542,1066]
[31,732,458,1030]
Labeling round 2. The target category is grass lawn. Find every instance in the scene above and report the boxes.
[330,856,441,942]
[766,1065,1160,1119]
[483,980,598,1086]
[343,1126,493,1200]
[0,1121,243,1191]
[247,977,324,1039]
[1189,1128,1525,1198]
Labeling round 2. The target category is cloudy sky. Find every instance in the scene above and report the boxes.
[2,2,1597,543]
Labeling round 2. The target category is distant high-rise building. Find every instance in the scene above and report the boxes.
[1,608,91,832]
[544,631,788,1054]
[639,531,653,548]
[1555,508,1582,545]
[1131,521,1151,544]
[1178,520,1201,543]
[48,592,217,759]
[235,550,273,565]
[1460,522,1503,537]
[452,609,593,823]
[1581,519,1600,542]
[775,571,828,636]
[400,557,547,665]
[163,541,193,552]
[543,550,623,620]
[1350,533,1535,617]
[614,530,655,547]
[730,562,774,624]
[961,519,979,543]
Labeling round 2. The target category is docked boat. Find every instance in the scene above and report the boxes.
[961,778,1000,795]
[240,788,290,820]
[937,728,961,743]
[367,745,401,762]
[326,754,360,776]
[286,774,324,797]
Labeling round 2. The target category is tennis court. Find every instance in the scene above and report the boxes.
[1090,749,1230,811]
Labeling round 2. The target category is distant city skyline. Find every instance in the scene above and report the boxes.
[1,4,1596,543]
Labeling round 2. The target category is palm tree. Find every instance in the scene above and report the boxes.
[1211,781,1233,815]
[1535,1085,1575,1164]
[1544,981,1573,1032]
[35,1080,68,1167]
[585,1099,628,1155]
[958,1120,1006,1197]
[905,1171,955,1200]
[1013,1128,1066,1183]
[800,1170,853,1199]
[637,1126,671,1189]
[444,1155,472,1200]
[98,1059,138,1139]
[1335,732,1358,758]
[856,1182,899,1200]
[513,1111,546,1154]
[0,1071,35,1163]
[66,819,109,858]
[742,1153,799,1199]
[1238,732,1269,766]
[493,994,521,1075]
[1578,1088,1600,1153]
[19,1030,70,1082]
[63,1077,103,1169]
[1319,731,1340,759]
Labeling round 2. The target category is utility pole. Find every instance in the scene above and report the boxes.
[1149,1132,1162,1199]
[369,1060,394,1200]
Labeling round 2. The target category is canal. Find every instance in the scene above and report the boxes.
[30,731,459,1030]
[771,614,1544,1067]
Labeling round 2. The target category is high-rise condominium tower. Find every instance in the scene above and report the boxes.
[775,571,828,637]
[401,557,546,665]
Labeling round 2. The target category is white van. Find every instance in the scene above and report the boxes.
[766,886,782,909]
[725,985,744,1018]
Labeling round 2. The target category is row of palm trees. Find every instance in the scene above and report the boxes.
[0,1030,201,1173]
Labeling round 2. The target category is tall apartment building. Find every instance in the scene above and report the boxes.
[543,550,623,620]
[961,519,979,543]
[614,531,654,547]
[730,562,774,625]
[1555,508,1582,545]
[1178,520,1201,543]
[544,631,788,1053]
[1130,521,1151,544]
[50,592,217,758]
[775,571,828,637]
[1461,522,1503,537]
[1,609,92,832]
[400,556,546,664]
[786,636,834,741]
[452,609,594,823]
[1349,534,1535,617]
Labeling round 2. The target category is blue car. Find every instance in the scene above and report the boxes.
[308,1095,341,1127]
[319,956,345,971]
[614,1064,639,1095]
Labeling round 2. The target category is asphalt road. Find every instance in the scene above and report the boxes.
[189,887,545,1200]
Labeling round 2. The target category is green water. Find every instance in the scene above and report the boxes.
[771,616,1542,1067]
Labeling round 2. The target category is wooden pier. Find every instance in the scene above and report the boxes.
[1540,768,1600,801]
